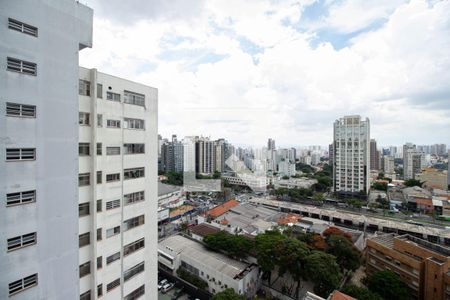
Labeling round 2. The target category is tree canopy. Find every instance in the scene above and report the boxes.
[404,179,424,187]
[366,270,409,300]
[304,251,342,297]
[326,234,361,271]
[341,284,383,300]
[203,231,253,259]
[211,288,246,300]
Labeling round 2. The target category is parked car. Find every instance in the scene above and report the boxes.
[158,279,168,290]
[162,283,175,293]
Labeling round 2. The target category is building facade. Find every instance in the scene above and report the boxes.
[403,143,425,180]
[161,135,184,173]
[78,68,158,300]
[332,115,370,196]
[158,235,259,298]
[0,1,92,299]
[366,234,450,300]
[370,139,380,171]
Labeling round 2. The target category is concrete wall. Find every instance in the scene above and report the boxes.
[0,1,92,299]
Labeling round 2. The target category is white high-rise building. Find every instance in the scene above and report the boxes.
[332,115,370,195]
[403,143,425,180]
[382,155,395,175]
[78,67,158,300]
[1,1,92,299]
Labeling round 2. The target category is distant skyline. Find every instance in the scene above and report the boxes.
[80,0,450,146]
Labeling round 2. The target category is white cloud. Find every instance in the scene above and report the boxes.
[80,0,450,147]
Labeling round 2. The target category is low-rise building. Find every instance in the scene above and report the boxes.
[273,177,318,189]
[158,235,259,297]
[366,233,450,299]
[158,182,183,208]
[189,223,221,241]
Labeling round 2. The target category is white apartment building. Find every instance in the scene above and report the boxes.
[333,115,370,195]
[78,68,158,300]
[382,155,395,175]
[1,1,92,299]
[403,143,425,180]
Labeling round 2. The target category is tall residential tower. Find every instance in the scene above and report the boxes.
[78,68,158,300]
[332,115,370,196]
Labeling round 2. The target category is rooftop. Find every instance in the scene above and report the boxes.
[205,199,240,218]
[158,182,181,196]
[159,235,255,279]
[190,223,220,237]
[330,290,357,300]
[371,233,450,257]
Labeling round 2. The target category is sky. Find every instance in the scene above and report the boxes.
[79,0,450,148]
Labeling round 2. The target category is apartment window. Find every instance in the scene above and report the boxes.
[124,143,145,154]
[106,147,120,155]
[97,171,102,184]
[79,261,91,278]
[97,143,102,155]
[6,148,35,161]
[79,112,90,125]
[79,143,90,156]
[80,290,91,300]
[106,92,120,102]
[79,202,90,217]
[124,90,145,107]
[97,200,102,212]
[6,190,36,206]
[106,119,120,128]
[106,173,120,182]
[97,228,102,241]
[124,262,145,282]
[97,114,103,127]
[124,238,145,256]
[8,274,38,296]
[106,199,120,210]
[7,57,36,75]
[106,252,120,264]
[124,167,145,180]
[79,232,90,247]
[7,232,37,251]
[97,256,103,269]
[8,18,38,36]
[124,285,145,300]
[79,80,91,96]
[97,83,103,98]
[6,102,36,117]
[106,278,120,292]
[106,226,120,238]
[97,284,103,297]
[124,118,145,130]
[123,215,145,231]
[79,173,90,186]
[124,191,145,205]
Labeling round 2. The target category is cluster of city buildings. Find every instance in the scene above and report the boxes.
[1,2,157,299]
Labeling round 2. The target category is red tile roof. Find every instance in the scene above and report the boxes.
[205,199,240,218]
[189,223,220,237]
[330,291,356,300]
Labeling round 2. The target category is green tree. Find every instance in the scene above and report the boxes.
[211,288,246,300]
[326,235,361,271]
[161,171,183,185]
[341,284,383,300]
[404,179,424,187]
[372,182,388,191]
[366,270,409,300]
[313,192,324,202]
[203,231,253,259]
[305,251,341,297]
[275,238,310,298]
[255,230,285,286]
